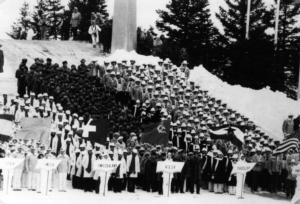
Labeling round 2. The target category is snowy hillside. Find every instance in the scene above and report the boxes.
[0,40,103,94]
[190,66,300,141]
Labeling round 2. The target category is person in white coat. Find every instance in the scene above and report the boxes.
[26,147,38,191]
[236,154,247,199]
[96,152,111,196]
[126,149,140,192]
[12,146,25,191]
[57,149,70,192]
[88,21,101,48]
[162,152,173,196]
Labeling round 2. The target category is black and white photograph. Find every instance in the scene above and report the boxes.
[0,0,300,204]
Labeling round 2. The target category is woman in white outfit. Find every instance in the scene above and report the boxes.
[163,152,173,196]
[88,21,101,48]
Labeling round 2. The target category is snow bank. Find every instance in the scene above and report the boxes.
[190,66,300,141]
[94,49,161,65]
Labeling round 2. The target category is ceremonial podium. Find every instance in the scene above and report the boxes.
[36,159,61,195]
[231,161,256,199]
[93,160,121,196]
[156,161,184,197]
[0,158,24,194]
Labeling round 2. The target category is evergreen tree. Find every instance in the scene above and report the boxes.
[44,0,65,39]
[31,0,48,39]
[137,27,155,55]
[273,0,300,92]
[8,1,31,39]
[216,0,272,42]
[156,0,221,67]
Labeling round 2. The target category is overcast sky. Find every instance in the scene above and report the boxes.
[0,0,274,39]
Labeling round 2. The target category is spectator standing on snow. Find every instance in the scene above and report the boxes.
[282,114,295,138]
[0,44,4,73]
[88,21,101,48]
[70,7,82,40]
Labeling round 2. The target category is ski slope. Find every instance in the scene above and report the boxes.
[0,39,104,95]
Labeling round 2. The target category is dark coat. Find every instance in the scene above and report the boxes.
[202,155,214,182]
[213,158,226,184]
[0,49,3,73]
[193,155,203,180]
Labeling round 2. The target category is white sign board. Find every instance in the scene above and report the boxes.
[94,160,121,172]
[156,161,184,173]
[232,161,256,174]
[0,158,24,170]
[36,159,61,170]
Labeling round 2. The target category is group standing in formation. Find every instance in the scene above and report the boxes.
[0,56,299,198]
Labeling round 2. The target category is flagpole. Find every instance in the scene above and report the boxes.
[298,54,300,100]
[274,0,281,49]
[246,0,251,40]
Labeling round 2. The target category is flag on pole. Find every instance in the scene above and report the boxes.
[209,125,245,147]
[0,114,14,142]
[273,138,299,154]
[85,117,111,145]
[141,119,171,146]
[15,118,51,145]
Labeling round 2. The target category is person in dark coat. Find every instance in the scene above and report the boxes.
[202,150,214,192]
[0,44,4,73]
[182,152,195,193]
[227,154,238,195]
[15,59,28,97]
[144,150,158,192]
[172,150,185,193]
[193,148,203,194]
[212,150,226,194]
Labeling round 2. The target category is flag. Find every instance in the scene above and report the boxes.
[293,0,300,4]
[85,117,111,145]
[273,138,299,154]
[141,119,171,146]
[209,125,245,147]
[15,118,51,145]
[0,114,14,142]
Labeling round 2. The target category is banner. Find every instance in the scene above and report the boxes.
[156,161,184,173]
[36,159,61,170]
[231,161,256,174]
[93,160,121,172]
[141,119,171,146]
[87,117,111,145]
[0,114,14,141]
[15,118,51,145]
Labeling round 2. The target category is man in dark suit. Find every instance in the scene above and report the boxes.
[0,44,4,73]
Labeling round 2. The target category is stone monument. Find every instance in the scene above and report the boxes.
[111,0,137,52]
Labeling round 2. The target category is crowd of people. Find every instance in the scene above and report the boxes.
[0,56,299,198]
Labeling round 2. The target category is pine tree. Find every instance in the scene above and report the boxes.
[273,0,300,93]
[156,0,221,67]
[216,0,272,42]
[275,0,300,51]
[44,0,65,39]
[8,1,31,39]
[31,0,48,39]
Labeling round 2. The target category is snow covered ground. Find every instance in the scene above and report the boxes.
[189,66,300,141]
[0,39,104,95]
[0,182,291,204]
